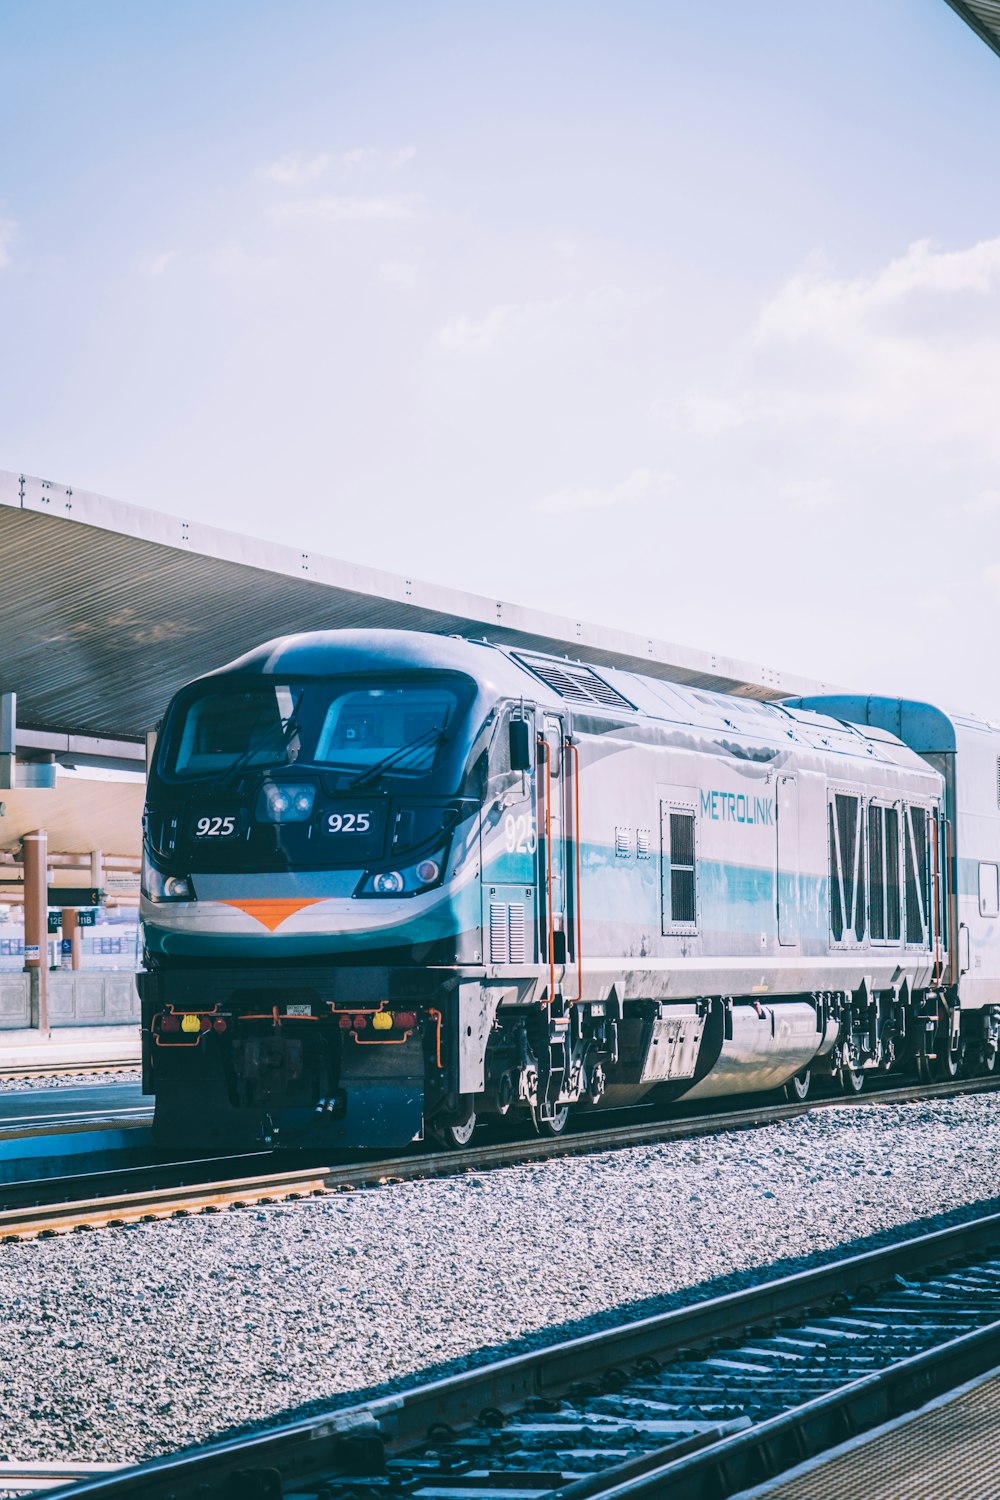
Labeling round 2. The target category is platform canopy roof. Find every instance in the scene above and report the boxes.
[0,468,836,743]
[943,0,1000,56]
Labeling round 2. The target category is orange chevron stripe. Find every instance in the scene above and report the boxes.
[220,898,323,932]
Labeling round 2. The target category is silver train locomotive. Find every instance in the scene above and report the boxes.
[139,630,1000,1149]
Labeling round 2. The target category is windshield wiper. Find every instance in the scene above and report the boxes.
[345,723,449,791]
[218,696,304,788]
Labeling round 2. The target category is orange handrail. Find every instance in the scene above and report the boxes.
[565,739,583,1003]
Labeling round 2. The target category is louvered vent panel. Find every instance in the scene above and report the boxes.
[637,828,651,860]
[507,903,526,964]
[489,903,509,964]
[513,654,635,711]
[616,826,632,858]
[489,902,527,964]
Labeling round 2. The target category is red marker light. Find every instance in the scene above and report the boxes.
[212,1017,228,1034]
[352,1015,367,1030]
[338,1014,353,1029]
[200,1016,212,1032]
[160,1014,180,1033]
[395,1011,417,1030]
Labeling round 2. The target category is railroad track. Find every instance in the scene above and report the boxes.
[39,1207,1000,1499]
[0,1074,998,1242]
[0,1061,138,1082]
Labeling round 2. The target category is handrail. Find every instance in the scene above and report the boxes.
[565,739,583,1003]
[931,809,943,988]
[947,816,956,982]
[538,735,556,1006]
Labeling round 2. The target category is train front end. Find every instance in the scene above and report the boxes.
[139,631,487,1151]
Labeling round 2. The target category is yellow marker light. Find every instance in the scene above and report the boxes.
[371,1010,393,1031]
[180,1014,201,1033]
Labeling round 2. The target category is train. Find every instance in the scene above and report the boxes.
[138,629,1000,1150]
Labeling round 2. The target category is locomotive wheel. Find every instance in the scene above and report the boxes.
[981,1046,998,1076]
[934,1036,964,1081]
[837,1063,865,1096]
[534,1103,570,1137]
[783,1068,811,1103]
[432,1111,477,1149]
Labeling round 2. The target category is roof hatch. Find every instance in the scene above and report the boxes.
[513,653,636,712]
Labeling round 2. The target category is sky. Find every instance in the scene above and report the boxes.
[3,1,1000,713]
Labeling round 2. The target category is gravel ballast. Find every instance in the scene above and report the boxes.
[0,1070,142,1093]
[0,1092,998,1465]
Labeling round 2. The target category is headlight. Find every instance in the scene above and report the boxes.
[356,852,446,898]
[256,783,316,823]
[143,857,197,902]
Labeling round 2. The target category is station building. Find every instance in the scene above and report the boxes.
[0,466,834,1036]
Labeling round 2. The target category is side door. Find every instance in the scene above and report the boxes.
[776,774,800,946]
[482,706,537,968]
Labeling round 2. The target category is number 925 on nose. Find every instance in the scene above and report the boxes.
[324,810,375,835]
[191,813,239,839]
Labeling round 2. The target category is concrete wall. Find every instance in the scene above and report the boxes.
[0,976,30,1030]
[0,972,139,1029]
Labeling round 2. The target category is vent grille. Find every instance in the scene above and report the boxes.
[616,826,632,859]
[489,903,507,963]
[513,654,635,711]
[489,902,526,964]
[637,827,651,859]
[508,903,526,964]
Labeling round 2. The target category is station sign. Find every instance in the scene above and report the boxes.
[49,907,98,930]
[47,887,103,907]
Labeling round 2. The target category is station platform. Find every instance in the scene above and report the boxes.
[740,1363,1000,1499]
[0,1024,140,1072]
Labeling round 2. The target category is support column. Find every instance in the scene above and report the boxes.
[0,691,15,791]
[22,829,48,1034]
[62,907,82,971]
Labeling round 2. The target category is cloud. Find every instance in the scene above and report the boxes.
[0,220,17,269]
[259,152,331,186]
[341,145,416,170]
[434,286,640,357]
[273,194,420,224]
[146,250,175,277]
[379,256,418,288]
[677,235,1000,461]
[536,467,674,515]
[436,304,515,352]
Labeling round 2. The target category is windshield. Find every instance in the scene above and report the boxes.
[162,678,467,781]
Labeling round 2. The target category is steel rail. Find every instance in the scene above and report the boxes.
[1,1073,999,1240]
[0,1060,139,1081]
[0,1459,120,1494]
[37,1209,1000,1499]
